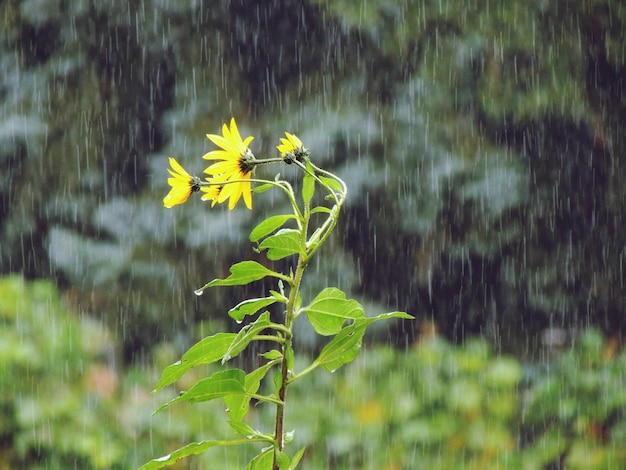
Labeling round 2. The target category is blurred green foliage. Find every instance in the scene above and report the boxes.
[282,335,626,469]
[522,331,626,469]
[2,276,625,469]
[0,275,247,469]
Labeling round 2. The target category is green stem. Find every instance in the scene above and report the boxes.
[249,393,284,406]
[253,159,345,469]
[294,159,347,207]
[253,334,286,344]
[306,206,338,255]
[293,160,347,259]
[253,157,285,165]
[272,245,308,469]
[286,361,318,384]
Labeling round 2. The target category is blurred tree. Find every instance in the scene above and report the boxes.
[0,0,624,358]
[311,0,626,352]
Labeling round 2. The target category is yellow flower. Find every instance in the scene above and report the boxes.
[277,132,308,163]
[200,175,224,207]
[163,157,200,208]
[203,118,255,210]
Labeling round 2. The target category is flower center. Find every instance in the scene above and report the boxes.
[239,149,256,174]
[191,176,202,192]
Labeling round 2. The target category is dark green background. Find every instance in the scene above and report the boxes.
[2,0,624,357]
[1,1,625,468]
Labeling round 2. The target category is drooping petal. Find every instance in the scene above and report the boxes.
[163,157,195,208]
[241,179,252,209]
[200,176,224,207]
[163,185,192,208]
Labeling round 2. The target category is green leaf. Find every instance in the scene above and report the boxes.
[138,438,251,470]
[290,447,306,469]
[249,214,296,242]
[310,206,332,215]
[155,369,246,414]
[155,332,237,392]
[273,369,283,394]
[226,361,277,422]
[229,297,278,322]
[227,420,257,437]
[222,312,273,363]
[285,344,295,372]
[275,450,291,469]
[313,320,368,372]
[270,289,288,303]
[200,261,282,289]
[313,311,414,372]
[246,360,278,391]
[302,160,315,207]
[303,288,364,336]
[258,229,303,260]
[371,311,415,321]
[252,183,275,193]
[261,350,283,360]
[318,175,343,192]
[245,449,274,470]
